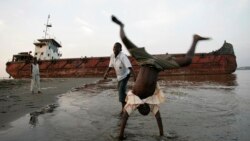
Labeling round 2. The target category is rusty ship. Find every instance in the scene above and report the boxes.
[6,16,237,79]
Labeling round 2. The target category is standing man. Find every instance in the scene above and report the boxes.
[104,42,136,115]
[31,57,41,94]
[111,15,210,140]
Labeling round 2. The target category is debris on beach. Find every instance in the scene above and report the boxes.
[29,104,58,126]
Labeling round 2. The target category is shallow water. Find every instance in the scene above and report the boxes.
[0,70,249,141]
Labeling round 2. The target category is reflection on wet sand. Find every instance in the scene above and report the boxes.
[29,104,58,127]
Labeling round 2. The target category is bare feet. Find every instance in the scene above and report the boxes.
[193,34,210,41]
[111,15,124,27]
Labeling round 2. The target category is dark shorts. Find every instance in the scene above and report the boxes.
[128,47,180,71]
[118,74,130,103]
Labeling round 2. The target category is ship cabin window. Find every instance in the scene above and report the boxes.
[41,52,44,55]
[48,54,50,57]
[49,47,51,49]
[35,52,38,55]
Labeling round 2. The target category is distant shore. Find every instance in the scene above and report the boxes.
[0,77,11,80]
[237,66,250,70]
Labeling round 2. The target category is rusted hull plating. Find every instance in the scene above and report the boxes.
[6,53,237,79]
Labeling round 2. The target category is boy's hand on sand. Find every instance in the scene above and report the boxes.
[111,15,124,27]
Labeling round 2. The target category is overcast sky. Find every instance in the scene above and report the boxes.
[0,0,249,77]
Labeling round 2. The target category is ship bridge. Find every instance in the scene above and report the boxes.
[33,38,62,60]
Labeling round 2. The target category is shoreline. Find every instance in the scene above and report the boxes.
[0,78,100,131]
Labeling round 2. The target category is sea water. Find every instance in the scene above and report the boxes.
[0,70,249,141]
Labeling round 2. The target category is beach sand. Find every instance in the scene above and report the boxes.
[1,73,249,141]
[0,78,99,130]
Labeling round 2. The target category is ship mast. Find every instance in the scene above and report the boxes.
[44,15,52,39]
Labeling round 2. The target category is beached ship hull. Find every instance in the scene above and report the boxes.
[6,41,237,79]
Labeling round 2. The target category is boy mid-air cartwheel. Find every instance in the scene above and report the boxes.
[111,15,210,140]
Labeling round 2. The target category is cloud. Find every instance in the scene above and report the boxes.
[133,2,196,29]
[101,10,111,18]
[0,20,4,27]
[74,17,94,35]
[0,20,5,31]
[44,0,69,5]
[236,0,249,9]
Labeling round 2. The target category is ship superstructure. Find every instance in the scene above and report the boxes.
[33,38,61,60]
[33,15,62,60]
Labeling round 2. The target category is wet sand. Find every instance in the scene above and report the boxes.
[1,71,250,141]
[0,78,99,130]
